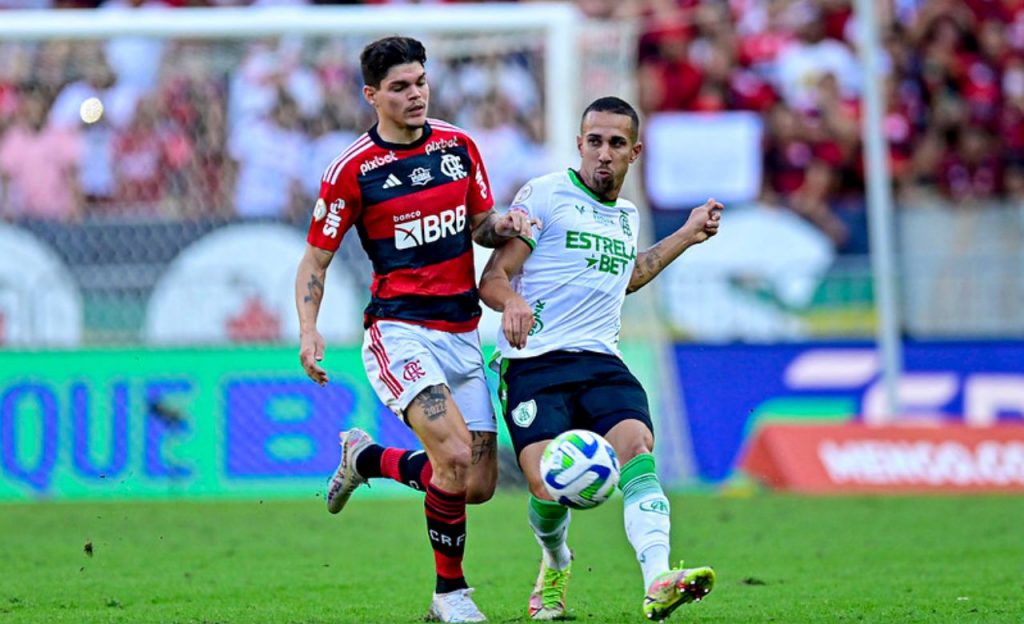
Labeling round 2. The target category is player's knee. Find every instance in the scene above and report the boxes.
[431,441,473,487]
[617,439,654,465]
[526,475,549,501]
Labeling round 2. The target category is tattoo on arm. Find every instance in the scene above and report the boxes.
[630,243,666,292]
[414,385,448,421]
[473,212,509,248]
[303,273,324,305]
[642,248,663,277]
[470,432,496,465]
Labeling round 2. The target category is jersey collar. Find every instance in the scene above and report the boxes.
[369,120,434,151]
[568,169,617,207]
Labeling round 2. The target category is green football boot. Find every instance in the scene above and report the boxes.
[528,557,572,620]
[642,564,715,621]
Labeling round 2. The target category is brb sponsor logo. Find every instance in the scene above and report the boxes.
[394,205,466,250]
[321,199,346,239]
[359,151,397,176]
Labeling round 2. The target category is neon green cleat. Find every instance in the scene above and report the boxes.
[528,557,572,620]
[642,564,715,621]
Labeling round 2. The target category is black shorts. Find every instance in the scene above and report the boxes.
[499,350,653,459]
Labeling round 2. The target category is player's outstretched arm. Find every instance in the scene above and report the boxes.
[470,209,541,248]
[627,198,723,294]
[295,245,335,386]
[480,239,534,349]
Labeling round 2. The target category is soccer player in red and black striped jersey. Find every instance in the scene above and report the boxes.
[294,36,536,623]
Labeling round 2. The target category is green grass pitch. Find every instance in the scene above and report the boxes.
[1,492,1020,623]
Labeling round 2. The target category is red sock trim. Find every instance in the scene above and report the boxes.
[425,483,466,522]
[420,462,433,488]
[435,552,464,580]
[380,448,404,481]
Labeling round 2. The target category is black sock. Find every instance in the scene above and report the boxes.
[425,483,468,594]
[354,444,383,478]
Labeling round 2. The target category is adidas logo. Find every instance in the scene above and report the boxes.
[382,174,402,189]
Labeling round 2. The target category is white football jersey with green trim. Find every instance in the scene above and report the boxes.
[495,169,640,361]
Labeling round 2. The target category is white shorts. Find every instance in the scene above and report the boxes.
[362,320,497,433]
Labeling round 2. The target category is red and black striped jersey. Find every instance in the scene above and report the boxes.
[306,119,494,332]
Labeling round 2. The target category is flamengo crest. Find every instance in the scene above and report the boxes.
[440,154,467,180]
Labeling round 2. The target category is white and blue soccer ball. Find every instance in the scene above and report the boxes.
[540,429,620,509]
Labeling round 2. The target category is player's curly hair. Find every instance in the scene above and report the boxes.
[360,36,427,87]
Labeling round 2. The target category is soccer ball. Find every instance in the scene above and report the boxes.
[540,429,620,509]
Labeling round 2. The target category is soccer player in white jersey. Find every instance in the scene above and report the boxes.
[479,96,723,621]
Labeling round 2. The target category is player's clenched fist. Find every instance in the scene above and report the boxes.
[683,198,724,244]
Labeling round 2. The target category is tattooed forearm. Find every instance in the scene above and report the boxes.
[473,213,509,248]
[628,244,667,293]
[414,385,448,421]
[470,432,496,465]
[303,273,324,305]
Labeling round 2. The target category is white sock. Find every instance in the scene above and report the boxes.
[620,454,672,590]
[528,495,573,570]
[637,544,671,590]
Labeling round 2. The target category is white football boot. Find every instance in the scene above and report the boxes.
[325,428,373,514]
[427,588,487,623]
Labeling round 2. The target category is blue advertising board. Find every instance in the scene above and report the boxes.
[674,341,1024,482]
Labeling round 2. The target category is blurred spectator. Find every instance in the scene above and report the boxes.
[465,92,548,205]
[938,125,1002,204]
[100,0,169,92]
[303,104,357,200]
[113,95,193,210]
[638,26,702,112]
[0,87,82,220]
[229,40,323,134]
[773,2,860,112]
[50,48,139,208]
[229,91,307,219]
[0,0,55,6]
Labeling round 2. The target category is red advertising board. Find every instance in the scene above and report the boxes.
[742,424,1024,493]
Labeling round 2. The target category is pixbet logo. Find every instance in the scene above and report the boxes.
[359,151,397,176]
[425,136,459,155]
[394,205,466,250]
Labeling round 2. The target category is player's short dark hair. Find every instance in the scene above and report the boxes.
[581,96,640,141]
[360,36,427,87]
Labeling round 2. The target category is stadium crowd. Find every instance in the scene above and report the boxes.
[1,0,1022,255]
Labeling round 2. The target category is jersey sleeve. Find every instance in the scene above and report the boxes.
[508,176,550,248]
[306,165,361,252]
[464,135,495,216]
